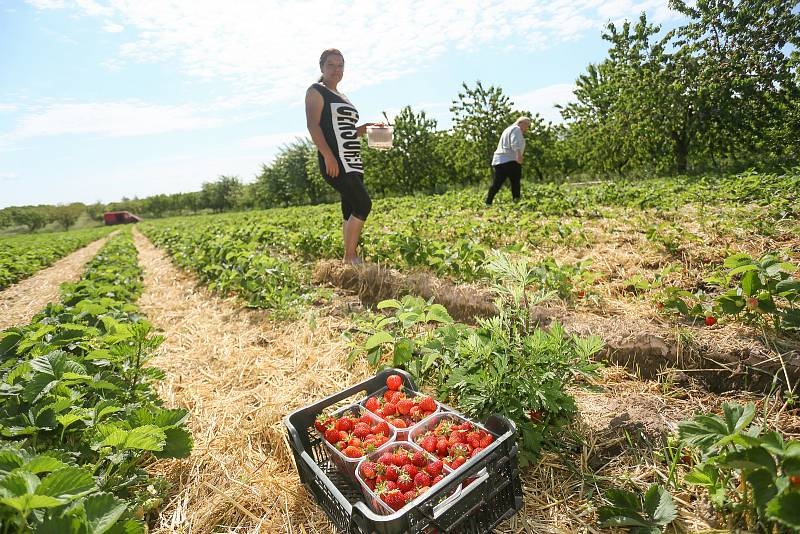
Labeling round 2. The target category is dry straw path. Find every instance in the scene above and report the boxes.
[0,235,111,330]
[133,230,377,533]
[135,229,777,533]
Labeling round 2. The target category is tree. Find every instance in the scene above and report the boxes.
[362,107,444,195]
[53,203,84,230]
[450,81,516,183]
[201,175,242,212]
[10,207,49,232]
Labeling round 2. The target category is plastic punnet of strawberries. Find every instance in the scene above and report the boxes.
[414,418,494,470]
[358,445,448,512]
[364,374,437,430]
[314,410,392,458]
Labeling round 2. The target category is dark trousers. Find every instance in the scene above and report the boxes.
[486,161,521,205]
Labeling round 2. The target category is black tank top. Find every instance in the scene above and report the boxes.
[311,82,363,175]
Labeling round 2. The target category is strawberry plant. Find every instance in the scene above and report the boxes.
[0,227,113,290]
[597,484,677,533]
[662,252,799,334]
[0,231,192,533]
[678,402,800,531]
[350,254,603,464]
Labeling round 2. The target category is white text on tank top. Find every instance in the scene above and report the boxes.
[331,102,363,173]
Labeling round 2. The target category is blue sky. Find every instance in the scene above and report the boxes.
[0,0,685,208]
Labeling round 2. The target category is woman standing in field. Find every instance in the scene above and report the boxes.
[305,48,380,265]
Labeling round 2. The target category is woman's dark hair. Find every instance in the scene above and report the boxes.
[318,48,344,83]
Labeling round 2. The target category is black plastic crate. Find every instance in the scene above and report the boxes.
[284,368,524,533]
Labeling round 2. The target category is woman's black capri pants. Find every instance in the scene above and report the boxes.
[320,159,372,221]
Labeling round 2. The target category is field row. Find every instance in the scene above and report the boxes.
[0,227,114,290]
[0,230,192,533]
[141,172,800,334]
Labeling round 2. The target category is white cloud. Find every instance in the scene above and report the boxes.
[512,83,577,124]
[24,0,681,104]
[0,104,18,112]
[25,0,65,8]
[4,101,225,140]
[102,21,124,33]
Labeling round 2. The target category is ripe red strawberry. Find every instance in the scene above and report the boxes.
[383,402,397,416]
[451,444,470,458]
[324,428,340,444]
[353,422,371,440]
[470,446,484,458]
[383,489,406,511]
[314,414,331,433]
[389,391,404,404]
[402,463,418,479]
[396,398,413,415]
[384,464,399,481]
[396,472,413,492]
[404,489,416,502]
[343,445,362,458]
[386,374,403,391]
[418,396,436,412]
[392,418,407,429]
[336,417,353,432]
[365,396,381,413]
[705,316,717,326]
[385,480,398,492]
[424,460,443,478]
[432,475,443,485]
[372,421,390,436]
[466,431,481,449]
[348,436,362,448]
[790,475,800,486]
[451,456,466,469]
[409,405,422,421]
[378,452,394,465]
[411,451,426,468]
[336,440,347,451]
[359,412,372,425]
[420,435,437,453]
[413,471,431,488]
[338,430,349,442]
[479,433,494,448]
[365,478,376,490]
[393,450,410,466]
[360,461,377,480]
[374,434,389,447]
[436,438,449,456]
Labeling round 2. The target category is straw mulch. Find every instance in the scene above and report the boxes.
[0,235,111,330]
[312,259,798,394]
[313,260,498,322]
[132,229,800,533]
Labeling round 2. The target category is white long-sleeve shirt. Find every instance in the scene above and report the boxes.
[491,124,525,166]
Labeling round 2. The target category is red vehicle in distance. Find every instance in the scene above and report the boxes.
[103,211,141,226]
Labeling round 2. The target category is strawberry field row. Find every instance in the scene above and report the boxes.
[0,227,114,290]
[0,230,192,533]
[140,172,799,312]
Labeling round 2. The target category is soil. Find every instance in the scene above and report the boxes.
[314,259,799,394]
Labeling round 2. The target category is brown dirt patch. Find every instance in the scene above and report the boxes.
[0,235,111,330]
[313,259,498,322]
[314,260,799,393]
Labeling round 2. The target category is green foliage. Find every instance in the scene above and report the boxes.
[662,251,799,333]
[678,402,800,531]
[347,256,603,465]
[597,484,677,533]
[0,232,192,533]
[0,227,114,290]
